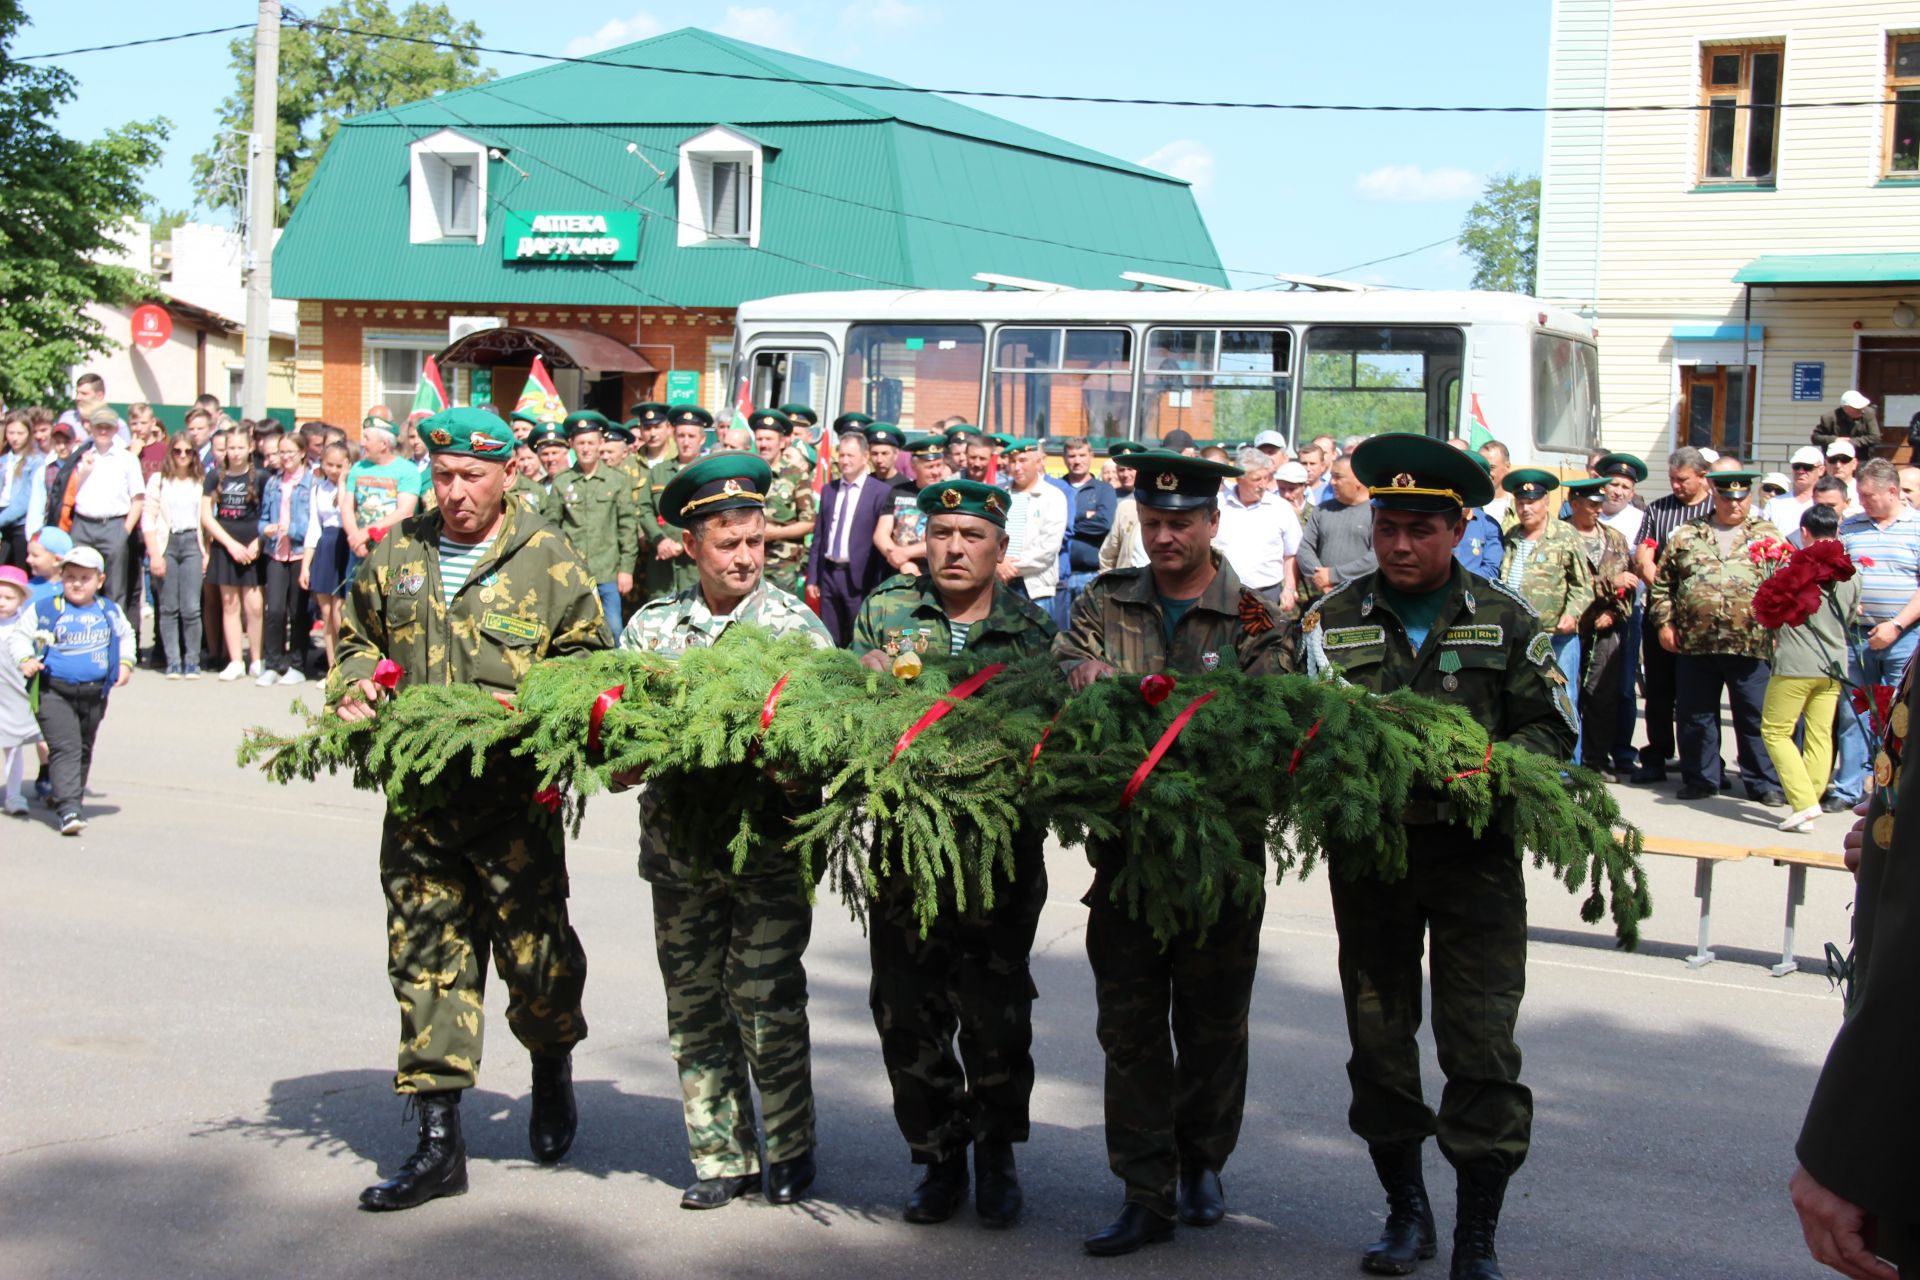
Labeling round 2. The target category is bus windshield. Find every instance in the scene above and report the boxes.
[842,323,984,432]
[1299,325,1464,440]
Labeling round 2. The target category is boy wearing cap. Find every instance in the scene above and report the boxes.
[618,454,833,1212]
[8,545,134,835]
[1295,434,1575,1280]
[852,479,1056,1229]
[540,411,639,633]
[0,565,38,815]
[1813,390,1881,451]
[332,409,611,1212]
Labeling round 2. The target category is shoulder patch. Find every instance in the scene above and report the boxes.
[1482,575,1540,619]
[1526,631,1554,666]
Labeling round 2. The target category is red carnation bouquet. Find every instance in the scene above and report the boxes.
[1752,538,1891,737]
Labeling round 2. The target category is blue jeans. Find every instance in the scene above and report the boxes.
[1553,632,1582,762]
[595,580,623,636]
[1612,602,1643,770]
[1826,625,1920,805]
[1056,571,1098,631]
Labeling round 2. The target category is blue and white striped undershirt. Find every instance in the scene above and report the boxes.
[438,533,499,607]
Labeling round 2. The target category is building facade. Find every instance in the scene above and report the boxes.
[273,27,1223,429]
[1538,0,1920,470]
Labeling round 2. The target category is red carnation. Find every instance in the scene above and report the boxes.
[1851,685,1897,728]
[1752,562,1824,629]
[1795,539,1857,584]
[1140,673,1177,706]
[533,787,563,813]
[372,658,405,691]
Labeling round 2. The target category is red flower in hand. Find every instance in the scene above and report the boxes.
[1752,561,1823,629]
[1795,538,1858,585]
[1851,685,1897,728]
[372,658,404,691]
[1140,673,1176,706]
[1858,556,1876,568]
[532,787,563,813]
[367,525,389,546]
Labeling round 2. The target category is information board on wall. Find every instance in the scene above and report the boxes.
[666,370,701,403]
[1792,361,1825,401]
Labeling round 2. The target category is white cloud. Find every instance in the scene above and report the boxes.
[1354,165,1482,203]
[1138,140,1214,198]
[718,6,803,50]
[563,12,665,58]
[840,0,929,28]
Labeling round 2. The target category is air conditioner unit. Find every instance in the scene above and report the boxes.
[449,315,504,343]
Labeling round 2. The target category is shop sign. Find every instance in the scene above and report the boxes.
[666,370,701,402]
[503,212,639,263]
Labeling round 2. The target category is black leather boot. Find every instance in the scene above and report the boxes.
[974,1141,1022,1229]
[1362,1144,1437,1275]
[359,1091,468,1211]
[766,1149,816,1204]
[1176,1167,1224,1227]
[1450,1165,1509,1280]
[680,1171,762,1210]
[528,1051,577,1165]
[1083,1202,1176,1257]
[903,1151,968,1224]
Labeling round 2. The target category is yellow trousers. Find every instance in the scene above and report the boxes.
[1760,676,1840,814]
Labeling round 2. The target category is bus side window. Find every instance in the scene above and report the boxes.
[1300,326,1464,443]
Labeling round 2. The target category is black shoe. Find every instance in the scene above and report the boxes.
[904,1152,968,1224]
[1449,1166,1508,1280]
[1628,765,1667,784]
[975,1141,1022,1229]
[1753,789,1788,808]
[1718,775,1733,792]
[528,1051,577,1165]
[1822,796,1858,813]
[680,1171,762,1210]
[1176,1167,1224,1227]
[1362,1144,1437,1275]
[766,1150,816,1204]
[1084,1202,1176,1257]
[1675,784,1716,800]
[359,1092,468,1211]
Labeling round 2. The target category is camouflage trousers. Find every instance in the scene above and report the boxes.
[1085,854,1266,1219]
[868,830,1047,1163]
[379,801,588,1095]
[1328,824,1532,1176]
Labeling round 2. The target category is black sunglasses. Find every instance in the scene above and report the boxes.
[1790,463,1818,471]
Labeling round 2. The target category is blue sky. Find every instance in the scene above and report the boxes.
[21,0,1550,291]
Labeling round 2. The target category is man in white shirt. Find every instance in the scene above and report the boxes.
[68,408,147,617]
[997,439,1067,603]
[1478,441,1513,524]
[1765,446,1825,531]
[1214,446,1300,609]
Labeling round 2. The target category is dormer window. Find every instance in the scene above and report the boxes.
[678,126,771,247]
[409,128,488,244]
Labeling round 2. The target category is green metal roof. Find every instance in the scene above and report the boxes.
[274,28,1223,306]
[1733,253,1920,285]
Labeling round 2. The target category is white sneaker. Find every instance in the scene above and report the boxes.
[218,661,246,681]
[279,669,307,686]
[3,796,26,817]
[255,669,280,687]
[248,660,264,677]
[1778,805,1821,832]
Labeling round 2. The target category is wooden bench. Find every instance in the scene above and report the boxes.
[1749,846,1851,977]
[1640,837,1751,969]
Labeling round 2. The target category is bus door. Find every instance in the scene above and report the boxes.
[744,345,834,419]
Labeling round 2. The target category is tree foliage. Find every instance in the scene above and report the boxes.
[193,0,492,224]
[0,3,168,405]
[1459,172,1540,295]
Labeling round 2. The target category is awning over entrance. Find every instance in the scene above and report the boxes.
[1733,253,1920,286]
[436,325,656,373]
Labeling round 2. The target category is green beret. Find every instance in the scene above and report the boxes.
[904,434,946,460]
[1128,449,1239,511]
[419,408,516,463]
[1564,477,1608,500]
[630,401,670,425]
[526,422,569,450]
[604,422,635,444]
[749,408,794,436]
[778,402,819,428]
[669,404,714,429]
[917,478,1011,528]
[865,423,907,449]
[1107,441,1148,458]
[834,411,875,434]
[1349,433,1496,512]
[660,454,773,525]
[1709,469,1761,498]
[563,409,611,436]
[944,423,983,445]
[1595,452,1648,482]
[1502,468,1561,501]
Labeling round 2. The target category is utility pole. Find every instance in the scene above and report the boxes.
[242,0,281,422]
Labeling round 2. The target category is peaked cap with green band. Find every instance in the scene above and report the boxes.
[834,411,875,434]
[985,432,1015,450]
[778,403,819,427]
[669,403,714,428]
[1128,448,1240,511]
[419,407,517,463]
[604,422,635,444]
[749,408,795,435]
[1563,476,1608,498]
[1000,437,1042,456]
[1595,452,1648,482]
[904,434,946,460]
[944,423,983,444]
[865,423,907,449]
[660,454,774,526]
[1708,469,1761,498]
[1108,440,1148,458]
[916,478,1011,528]
[526,422,570,450]
[509,409,545,428]
[630,401,670,424]
[1350,432,1496,512]
[1502,467,1561,501]
[563,409,611,435]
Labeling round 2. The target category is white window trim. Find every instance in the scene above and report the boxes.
[707,337,734,413]
[363,332,444,420]
[677,126,765,248]
[409,128,488,245]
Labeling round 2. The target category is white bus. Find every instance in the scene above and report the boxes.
[730,286,1600,467]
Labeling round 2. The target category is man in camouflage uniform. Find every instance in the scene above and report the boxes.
[1053,450,1289,1257]
[850,479,1056,1229]
[1649,469,1787,804]
[749,408,817,595]
[331,408,612,1212]
[1496,468,1588,761]
[539,410,639,633]
[617,454,835,1211]
[1563,477,1635,776]
[1295,434,1576,1280]
[634,405,709,603]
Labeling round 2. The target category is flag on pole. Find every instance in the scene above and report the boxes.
[730,370,754,436]
[1468,393,1496,449]
[515,355,565,423]
[408,356,448,422]
[812,416,835,493]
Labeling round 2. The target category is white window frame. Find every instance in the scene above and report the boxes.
[677,126,765,248]
[365,332,444,421]
[409,128,488,244]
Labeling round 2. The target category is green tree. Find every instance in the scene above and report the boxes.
[1459,172,1540,295]
[0,3,168,405]
[193,1,492,225]
[143,205,191,243]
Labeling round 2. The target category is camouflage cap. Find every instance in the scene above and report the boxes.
[661,454,774,525]
[1502,467,1561,501]
[670,404,714,428]
[1129,448,1240,512]
[419,407,516,463]
[917,478,1011,528]
[1350,432,1496,512]
[749,408,795,436]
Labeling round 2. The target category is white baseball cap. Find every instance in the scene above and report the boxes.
[1761,471,1791,494]
[1274,461,1309,484]
[62,545,106,573]
[1789,445,1825,467]
[1827,438,1858,459]
[1253,430,1288,451]
[1698,447,1721,463]
[1841,389,1871,411]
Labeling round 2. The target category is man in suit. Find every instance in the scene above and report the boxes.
[807,431,891,645]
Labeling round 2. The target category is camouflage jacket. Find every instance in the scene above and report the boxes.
[1053,551,1291,677]
[328,503,612,704]
[538,465,639,583]
[1568,519,1633,632]
[504,473,545,516]
[619,575,832,657]
[1497,517,1591,623]
[763,460,817,593]
[1648,514,1783,659]
[852,572,1056,666]
[1296,563,1577,767]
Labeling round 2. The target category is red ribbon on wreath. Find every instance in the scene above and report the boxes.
[1119,691,1217,810]
[1286,718,1323,776]
[587,684,626,753]
[760,673,791,734]
[1439,741,1496,784]
[1028,709,1063,770]
[532,787,563,813]
[889,664,1005,764]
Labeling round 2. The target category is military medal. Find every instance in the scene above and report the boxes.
[1201,650,1220,671]
[1894,703,1910,739]
[1439,649,1462,693]
[1876,751,1894,788]
[892,650,923,679]
[1874,813,1896,848]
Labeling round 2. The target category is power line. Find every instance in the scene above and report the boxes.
[1320,236,1459,277]
[16,23,255,60]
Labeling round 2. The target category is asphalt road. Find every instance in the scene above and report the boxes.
[1,675,1852,1279]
